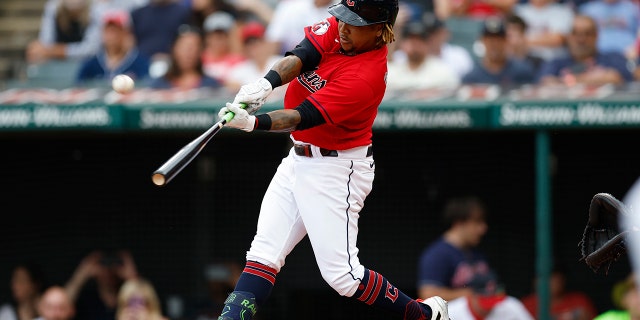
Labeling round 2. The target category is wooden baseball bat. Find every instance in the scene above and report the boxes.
[151,105,242,186]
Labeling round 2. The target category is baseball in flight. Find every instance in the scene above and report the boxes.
[112,74,135,94]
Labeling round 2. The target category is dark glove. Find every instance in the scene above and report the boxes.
[578,193,630,274]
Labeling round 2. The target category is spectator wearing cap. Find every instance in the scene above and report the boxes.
[131,0,191,62]
[386,15,461,95]
[187,0,238,31]
[75,10,151,85]
[226,21,287,101]
[462,18,536,88]
[149,25,222,90]
[391,12,474,78]
[538,15,634,86]
[425,12,474,78]
[513,0,574,62]
[435,0,517,19]
[201,11,246,84]
[578,0,640,59]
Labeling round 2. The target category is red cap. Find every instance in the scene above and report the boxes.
[103,10,130,28]
[241,22,265,42]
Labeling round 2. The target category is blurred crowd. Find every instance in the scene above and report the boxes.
[2,199,639,320]
[5,0,640,100]
[0,251,244,320]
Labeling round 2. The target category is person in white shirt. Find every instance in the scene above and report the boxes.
[392,12,474,79]
[513,0,574,62]
[264,0,338,55]
[386,15,461,96]
[226,21,287,101]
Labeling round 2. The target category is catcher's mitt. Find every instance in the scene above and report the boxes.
[578,193,630,274]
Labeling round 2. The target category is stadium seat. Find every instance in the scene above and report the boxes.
[24,59,82,89]
[444,17,483,57]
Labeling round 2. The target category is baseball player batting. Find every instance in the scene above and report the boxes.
[215,0,449,319]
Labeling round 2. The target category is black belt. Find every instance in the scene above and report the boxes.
[294,144,373,157]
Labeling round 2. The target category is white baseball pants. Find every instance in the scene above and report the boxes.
[246,139,375,297]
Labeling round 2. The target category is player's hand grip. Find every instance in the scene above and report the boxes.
[221,103,247,123]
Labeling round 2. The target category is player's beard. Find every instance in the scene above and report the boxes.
[339,36,357,56]
[340,40,382,56]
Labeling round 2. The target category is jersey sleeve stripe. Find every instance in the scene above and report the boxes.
[307,96,335,125]
[364,273,384,305]
[305,26,326,53]
[356,269,376,303]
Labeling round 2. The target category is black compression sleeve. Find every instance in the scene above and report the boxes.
[295,100,325,130]
[285,38,321,73]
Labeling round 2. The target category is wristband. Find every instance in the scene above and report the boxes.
[264,70,283,89]
[254,114,272,131]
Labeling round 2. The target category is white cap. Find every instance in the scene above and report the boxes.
[203,11,234,33]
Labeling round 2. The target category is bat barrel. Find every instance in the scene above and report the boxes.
[152,172,167,186]
[150,106,237,187]
[151,118,230,186]
[152,159,186,186]
[151,137,209,186]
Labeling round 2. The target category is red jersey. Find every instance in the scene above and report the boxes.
[467,2,501,18]
[452,0,501,18]
[285,16,388,150]
[520,292,598,320]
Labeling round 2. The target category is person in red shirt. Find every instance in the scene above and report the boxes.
[200,11,245,83]
[520,265,597,320]
[213,0,450,319]
[436,0,516,19]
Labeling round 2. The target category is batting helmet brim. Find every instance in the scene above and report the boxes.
[328,3,372,26]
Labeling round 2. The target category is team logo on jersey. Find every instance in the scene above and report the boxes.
[312,19,330,35]
[298,71,327,92]
[346,0,355,6]
[385,283,399,303]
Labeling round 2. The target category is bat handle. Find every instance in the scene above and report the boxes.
[221,103,247,123]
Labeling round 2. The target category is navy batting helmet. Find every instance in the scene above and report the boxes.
[328,0,399,27]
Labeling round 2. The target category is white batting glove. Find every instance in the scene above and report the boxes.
[233,78,273,115]
[218,103,255,132]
